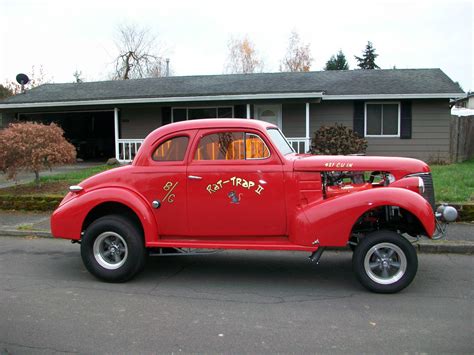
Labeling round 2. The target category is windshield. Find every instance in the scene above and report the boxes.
[267,128,294,155]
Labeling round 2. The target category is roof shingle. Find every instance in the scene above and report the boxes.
[0,68,464,105]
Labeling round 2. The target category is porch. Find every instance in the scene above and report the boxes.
[113,103,314,162]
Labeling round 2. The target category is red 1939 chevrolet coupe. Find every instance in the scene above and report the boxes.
[51,119,457,293]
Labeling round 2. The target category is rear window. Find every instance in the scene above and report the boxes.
[152,136,189,161]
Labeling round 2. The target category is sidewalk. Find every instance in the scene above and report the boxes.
[0,210,472,254]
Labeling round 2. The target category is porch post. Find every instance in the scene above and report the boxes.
[114,107,120,161]
[305,102,310,153]
[246,104,251,119]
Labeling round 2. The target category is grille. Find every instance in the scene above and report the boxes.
[418,173,436,211]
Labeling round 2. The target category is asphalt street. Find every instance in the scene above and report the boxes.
[0,237,473,354]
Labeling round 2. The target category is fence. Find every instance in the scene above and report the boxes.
[450,115,474,162]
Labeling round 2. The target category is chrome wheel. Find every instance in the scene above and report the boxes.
[93,231,128,270]
[364,242,407,285]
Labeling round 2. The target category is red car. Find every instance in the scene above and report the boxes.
[51,119,457,293]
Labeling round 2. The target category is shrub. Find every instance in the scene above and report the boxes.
[0,122,76,186]
[309,123,368,155]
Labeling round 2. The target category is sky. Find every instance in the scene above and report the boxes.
[0,0,473,91]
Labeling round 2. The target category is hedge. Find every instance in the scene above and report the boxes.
[0,195,63,211]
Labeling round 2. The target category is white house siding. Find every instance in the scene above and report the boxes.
[119,106,162,139]
[365,99,451,162]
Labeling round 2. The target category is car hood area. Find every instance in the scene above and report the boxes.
[293,155,430,178]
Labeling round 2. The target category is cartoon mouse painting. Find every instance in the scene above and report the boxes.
[228,191,242,204]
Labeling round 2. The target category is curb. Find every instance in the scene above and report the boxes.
[0,229,52,238]
[1,230,473,255]
[415,241,474,254]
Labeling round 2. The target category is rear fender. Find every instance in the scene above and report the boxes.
[51,187,159,245]
[291,187,435,247]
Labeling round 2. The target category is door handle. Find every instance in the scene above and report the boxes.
[188,175,202,180]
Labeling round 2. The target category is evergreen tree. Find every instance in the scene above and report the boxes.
[354,41,380,69]
[325,50,349,70]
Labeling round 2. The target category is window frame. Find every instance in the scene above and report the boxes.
[364,102,401,138]
[171,106,234,122]
[243,133,271,160]
[151,135,190,162]
[149,132,195,166]
[189,129,279,165]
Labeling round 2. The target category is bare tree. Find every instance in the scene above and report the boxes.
[73,70,84,83]
[113,24,168,80]
[224,35,264,74]
[280,31,313,72]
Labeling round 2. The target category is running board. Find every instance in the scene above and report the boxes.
[147,239,316,252]
[149,247,221,257]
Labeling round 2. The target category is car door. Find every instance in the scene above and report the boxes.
[134,132,194,236]
[186,128,287,237]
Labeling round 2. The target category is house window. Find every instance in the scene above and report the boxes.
[172,106,233,122]
[365,103,400,137]
[194,132,270,160]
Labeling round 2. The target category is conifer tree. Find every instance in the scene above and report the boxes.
[325,50,349,70]
[354,41,380,69]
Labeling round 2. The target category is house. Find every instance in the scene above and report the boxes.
[452,92,474,109]
[0,68,464,163]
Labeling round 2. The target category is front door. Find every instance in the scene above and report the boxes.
[255,104,282,128]
[186,129,287,237]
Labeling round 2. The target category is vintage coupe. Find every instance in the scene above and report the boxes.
[51,119,457,293]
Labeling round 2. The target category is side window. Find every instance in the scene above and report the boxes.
[152,136,189,161]
[194,132,270,161]
[245,133,270,159]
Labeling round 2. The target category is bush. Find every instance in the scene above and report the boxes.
[0,122,76,186]
[309,123,368,155]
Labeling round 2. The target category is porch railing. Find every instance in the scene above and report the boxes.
[116,137,311,162]
[117,139,144,162]
[287,137,311,154]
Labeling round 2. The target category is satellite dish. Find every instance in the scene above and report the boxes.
[16,73,30,85]
[15,73,30,93]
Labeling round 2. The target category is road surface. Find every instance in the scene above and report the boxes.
[1,237,472,353]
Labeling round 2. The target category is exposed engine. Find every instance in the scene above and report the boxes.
[322,170,390,199]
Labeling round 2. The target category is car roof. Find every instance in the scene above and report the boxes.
[149,118,278,138]
[133,119,280,166]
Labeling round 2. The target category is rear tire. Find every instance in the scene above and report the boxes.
[81,215,146,282]
[352,230,418,293]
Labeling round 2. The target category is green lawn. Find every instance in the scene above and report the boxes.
[38,165,114,185]
[431,159,474,203]
[0,165,114,196]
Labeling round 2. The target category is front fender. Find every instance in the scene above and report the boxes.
[51,187,159,245]
[291,187,435,247]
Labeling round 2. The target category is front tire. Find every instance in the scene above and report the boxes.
[81,215,146,282]
[352,230,418,293]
